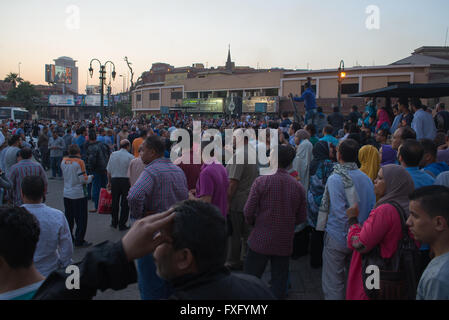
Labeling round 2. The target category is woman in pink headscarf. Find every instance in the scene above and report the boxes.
[345,164,414,300]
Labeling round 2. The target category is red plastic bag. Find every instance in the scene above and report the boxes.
[98,188,112,214]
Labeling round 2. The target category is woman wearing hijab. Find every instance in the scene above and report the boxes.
[345,164,415,300]
[359,144,380,181]
[292,129,313,191]
[306,141,335,268]
[380,144,397,166]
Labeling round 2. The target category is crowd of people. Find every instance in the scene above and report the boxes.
[0,94,449,301]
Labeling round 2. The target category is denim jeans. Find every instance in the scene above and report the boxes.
[305,108,318,126]
[50,156,62,177]
[136,254,173,300]
[92,172,107,210]
[321,232,353,300]
[243,247,290,299]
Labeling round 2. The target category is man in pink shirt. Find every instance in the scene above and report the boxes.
[189,141,229,218]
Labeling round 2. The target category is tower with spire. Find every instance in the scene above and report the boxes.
[225,44,235,72]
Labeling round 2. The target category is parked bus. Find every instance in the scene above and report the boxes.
[0,107,30,121]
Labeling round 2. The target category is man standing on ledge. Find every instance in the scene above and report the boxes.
[290,81,317,126]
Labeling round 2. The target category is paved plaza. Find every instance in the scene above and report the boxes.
[46,177,324,300]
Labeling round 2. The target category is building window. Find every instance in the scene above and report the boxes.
[215,91,227,98]
[171,91,183,100]
[200,91,212,99]
[341,84,359,95]
[265,88,279,96]
[186,92,199,99]
[149,93,160,100]
[136,94,142,102]
[388,81,410,87]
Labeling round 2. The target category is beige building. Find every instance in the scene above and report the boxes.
[132,46,449,115]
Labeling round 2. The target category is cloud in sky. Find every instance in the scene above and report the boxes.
[0,0,448,93]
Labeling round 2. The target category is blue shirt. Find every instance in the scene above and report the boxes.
[423,162,449,179]
[405,167,435,189]
[390,114,402,134]
[75,135,86,158]
[320,134,339,147]
[293,88,317,111]
[412,109,437,141]
[417,252,449,300]
[325,169,376,248]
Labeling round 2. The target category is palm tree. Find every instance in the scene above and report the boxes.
[4,72,23,88]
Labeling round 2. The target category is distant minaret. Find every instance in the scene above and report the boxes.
[226,44,233,72]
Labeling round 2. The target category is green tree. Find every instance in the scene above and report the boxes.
[113,101,132,117]
[6,81,41,112]
[4,72,23,88]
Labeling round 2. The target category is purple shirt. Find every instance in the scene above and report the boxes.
[196,161,229,217]
[127,157,188,220]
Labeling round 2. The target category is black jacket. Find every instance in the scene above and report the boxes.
[33,241,137,300]
[170,267,276,300]
[33,241,275,300]
[86,141,110,174]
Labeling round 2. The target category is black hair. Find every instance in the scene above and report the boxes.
[400,127,417,141]
[399,139,423,167]
[140,130,147,138]
[409,186,449,223]
[305,124,316,135]
[69,144,80,155]
[277,145,296,169]
[377,128,389,138]
[324,125,333,135]
[338,138,360,163]
[8,135,20,146]
[291,122,301,133]
[18,148,32,160]
[172,200,226,273]
[333,106,340,113]
[144,135,165,155]
[411,98,423,109]
[21,176,45,202]
[0,206,40,269]
[420,139,437,159]
[352,105,358,111]
[347,133,361,145]
[88,130,97,141]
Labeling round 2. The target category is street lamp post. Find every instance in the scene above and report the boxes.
[89,59,116,118]
[337,60,346,109]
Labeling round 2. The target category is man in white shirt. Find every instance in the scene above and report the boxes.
[61,144,94,248]
[21,176,73,277]
[107,139,134,230]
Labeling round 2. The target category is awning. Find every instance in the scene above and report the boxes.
[349,83,449,98]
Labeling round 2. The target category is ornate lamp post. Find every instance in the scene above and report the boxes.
[89,59,116,118]
[337,60,346,109]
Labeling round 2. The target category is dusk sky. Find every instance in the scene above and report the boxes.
[1,0,448,94]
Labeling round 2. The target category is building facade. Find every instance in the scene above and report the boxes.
[131,46,449,116]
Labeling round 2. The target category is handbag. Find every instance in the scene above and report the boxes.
[361,201,420,300]
[98,188,112,215]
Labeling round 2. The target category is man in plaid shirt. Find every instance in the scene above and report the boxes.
[127,135,188,300]
[244,144,307,299]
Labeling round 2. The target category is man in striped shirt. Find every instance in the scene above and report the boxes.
[8,148,47,206]
[128,135,188,300]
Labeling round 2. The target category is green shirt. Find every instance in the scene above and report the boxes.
[310,136,319,146]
